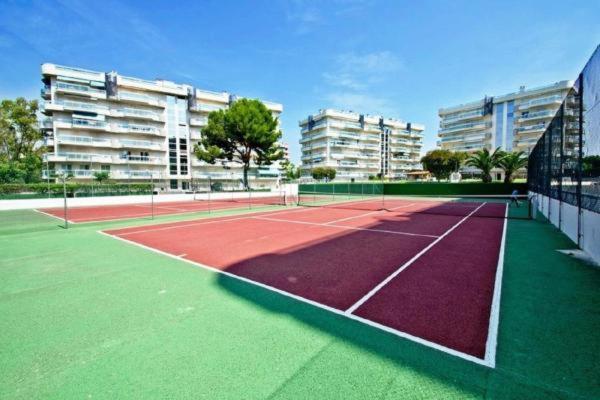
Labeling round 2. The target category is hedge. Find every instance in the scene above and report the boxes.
[299,182,528,196]
[0,183,153,199]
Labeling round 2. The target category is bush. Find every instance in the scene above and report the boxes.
[0,183,153,199]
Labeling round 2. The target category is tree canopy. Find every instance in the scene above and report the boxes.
[0,98,43,183]
[194,99,283,188]
[312,167,336,181]
[465,147,504,183]
[420,150,466,181]
[497,151,528,183]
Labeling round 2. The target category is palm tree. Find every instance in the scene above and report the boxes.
[498,151,528,183]
[466,147,504,183]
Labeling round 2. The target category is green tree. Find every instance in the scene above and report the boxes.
[281,160,299,180]
[312,167,336,181]
[498,151,528,183]
[465,147,504,183]
[420,150,464,181]
[93,171,110,183]
[582,155,600,177]
[194,99,283,189]
[0,98,42,183]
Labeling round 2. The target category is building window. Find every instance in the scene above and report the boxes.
[170,179,178,190]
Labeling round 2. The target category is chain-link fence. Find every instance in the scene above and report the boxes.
[528,44,599,255]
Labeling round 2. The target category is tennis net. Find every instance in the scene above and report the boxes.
[193,190,286,207]
[297,192,532,219]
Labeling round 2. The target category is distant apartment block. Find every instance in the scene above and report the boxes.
[299,109,424,180]
[438,80,573,154]
[40,63,284,191]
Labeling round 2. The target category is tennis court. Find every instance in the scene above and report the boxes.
[103,196,512,366]
[36,192,286,223]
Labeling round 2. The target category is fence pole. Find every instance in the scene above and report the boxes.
[577,73,584,247]
[558,104,564,230]
[63,178,68,229]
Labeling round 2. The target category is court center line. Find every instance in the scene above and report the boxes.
[345,202,487,314]
[322,203,416,225]
[252,216,439,238]
[483,203,508,368]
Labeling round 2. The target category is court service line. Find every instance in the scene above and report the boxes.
[483,204,508,368]
[322,203,416,225]
[252,216,439,238]
[97,229,493,367]
[345,202,487,314]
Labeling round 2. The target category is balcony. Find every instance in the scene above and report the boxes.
[45,99,109,114]
[518,110,555,121]
[439,121,490,134]
[118,139,164,151]
[55,82,106,99]
[190,130,203,140]
[44,152,113,163]
[72,118,109,131]
[190,103,227,113]
[300,121,327,133]
[113,123,163,136]
[190,117,208,126]
[113,107,164,122]
[441,109,485,123]
[518,95,563,110]
[117,155,166,165]
[41,86,51,99]
[516,123,546,134]
[56,135,112,148]
[117,91,166,108]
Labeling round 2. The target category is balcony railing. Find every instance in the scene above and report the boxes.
[442,109,485,123]
[55,82,106,97]
[439,121,489,134]
[518,95,563,110]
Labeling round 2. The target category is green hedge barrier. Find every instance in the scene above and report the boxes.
[0,183,153,199]
[299,182,528,196]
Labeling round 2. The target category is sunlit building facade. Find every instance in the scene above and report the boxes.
[438,80,573,155]
[299,109,424,180]
[40,63,284,191]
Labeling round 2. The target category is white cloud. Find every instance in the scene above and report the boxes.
[321,50,402,115]
[324,92,394,116]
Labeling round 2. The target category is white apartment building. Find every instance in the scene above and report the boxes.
[40,63,285,191]
[438,80,573,155]
[299,109,424,181]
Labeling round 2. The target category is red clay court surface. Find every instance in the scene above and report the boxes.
[37,196,284,223]
[103,198,508,367]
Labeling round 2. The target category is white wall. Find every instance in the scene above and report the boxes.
[531,191,600,265]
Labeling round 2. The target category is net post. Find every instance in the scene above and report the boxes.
[208,177,212,214]
[151,175,154,220]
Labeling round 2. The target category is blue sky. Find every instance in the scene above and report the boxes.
[1,0,599,163]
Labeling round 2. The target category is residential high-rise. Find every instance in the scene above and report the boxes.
[299,109,424,180]
[438,80,573,154]
[40,63,284,191]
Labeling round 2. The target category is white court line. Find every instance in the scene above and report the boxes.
[98,229,493,367]
[483,204,508,368]
[113,206,320,236]
[322,203,416,225]
[252,216,439,239]
[34,209,77,225]
[345,202,487,315]
[52,203,290,225]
